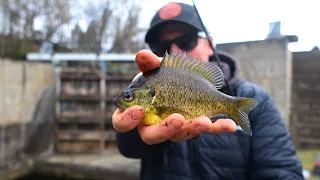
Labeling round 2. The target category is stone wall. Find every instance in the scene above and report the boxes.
[217,38,292,128]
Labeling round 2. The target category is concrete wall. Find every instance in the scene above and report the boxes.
[0,59,56,179]
[0,84,56,179]
[217,38,292,127]
[0,59,55,123]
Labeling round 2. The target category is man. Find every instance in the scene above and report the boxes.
[113,2,304,180]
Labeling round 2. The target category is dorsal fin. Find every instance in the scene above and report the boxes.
[160,50,224,89]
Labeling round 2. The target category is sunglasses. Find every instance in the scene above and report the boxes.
[149,31,207,57]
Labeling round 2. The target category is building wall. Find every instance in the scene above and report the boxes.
[217,38,292,128]
[290,51,320,149]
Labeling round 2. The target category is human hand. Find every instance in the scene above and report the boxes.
[112,49,237,145]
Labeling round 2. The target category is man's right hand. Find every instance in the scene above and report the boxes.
[112,49,237,145]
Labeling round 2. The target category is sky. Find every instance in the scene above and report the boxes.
[137,0,320,52]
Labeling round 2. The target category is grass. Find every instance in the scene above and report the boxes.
[297,149,320,180]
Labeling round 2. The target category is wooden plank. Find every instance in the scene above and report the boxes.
[290,109,320,117]
[292,75,320,80]
[61,74,100,81]
[297,137,320,144]
[59,111,114,120]
[291,97,320,104]
[59,95,101,101]
[58,131,101,141]
[294,129,320,139]
[60,73,135,81]
[291,123,320,129]
[61,68,97,73]
[57,116,112,124]
[55,141,101,154]
[105,75,135,81]
[59,95,115,102]
[57,130,116,141]
[60,72,137,80]
[292,89,320,99]
[61,111,104,117]
[290,113,319,122]
[60,81,100,97]
[290,106,320,114]
[295,87,320,94]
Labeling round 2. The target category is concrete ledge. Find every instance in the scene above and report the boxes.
[33,148,140,180]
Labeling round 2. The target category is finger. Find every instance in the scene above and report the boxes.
[170,116,212,142]
[138,113,185,145]
[209,119,237,134]
[135,49,161,73]
[112,105,145,132]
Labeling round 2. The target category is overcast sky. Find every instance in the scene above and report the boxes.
[138,0,319,52]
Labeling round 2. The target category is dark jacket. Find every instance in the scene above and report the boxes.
[116,52,304,180]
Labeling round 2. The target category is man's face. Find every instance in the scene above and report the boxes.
[157,23,214,62]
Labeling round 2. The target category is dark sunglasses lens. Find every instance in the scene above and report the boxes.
[149,32,199,56]
[175,34,198,51]
[150,44,169,56]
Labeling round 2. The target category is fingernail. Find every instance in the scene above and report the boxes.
[130,108,144,120]
[197,126,208,133]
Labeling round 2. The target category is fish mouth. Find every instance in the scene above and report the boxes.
[113,97,125,111]
[113,97,120,107]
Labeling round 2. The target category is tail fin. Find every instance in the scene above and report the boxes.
[232,97,258,136]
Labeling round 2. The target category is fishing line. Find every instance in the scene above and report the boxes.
[191,0,235,97]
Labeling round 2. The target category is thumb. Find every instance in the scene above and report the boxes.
[136,49,161,73]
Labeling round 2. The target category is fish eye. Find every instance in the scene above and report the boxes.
[122,90,134,102]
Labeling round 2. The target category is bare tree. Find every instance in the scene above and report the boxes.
[43,0,71,41]
[3,0,71,44]
[76,0,145,53]
[108,0,146,53]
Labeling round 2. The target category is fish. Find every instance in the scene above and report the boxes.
[113,51,258,135]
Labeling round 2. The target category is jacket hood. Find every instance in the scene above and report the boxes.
[210,51,240,88]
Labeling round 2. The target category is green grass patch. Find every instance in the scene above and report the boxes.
[297,149,320,180]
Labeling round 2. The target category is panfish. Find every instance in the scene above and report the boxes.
[113,51,258,135]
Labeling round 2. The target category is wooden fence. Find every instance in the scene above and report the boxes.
[45,55,140,153]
